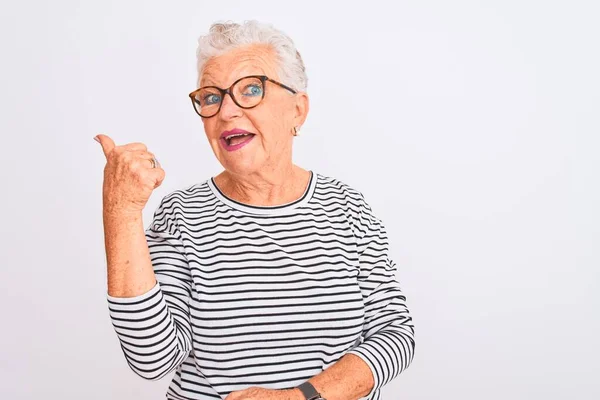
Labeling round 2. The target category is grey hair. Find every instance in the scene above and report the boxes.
[195,20,308,92]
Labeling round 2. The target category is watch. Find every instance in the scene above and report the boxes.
[297,381,327,400]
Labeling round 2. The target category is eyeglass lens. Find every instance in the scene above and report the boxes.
[192,76,265,117]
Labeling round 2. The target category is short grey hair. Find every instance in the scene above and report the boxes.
[195,20,308,92]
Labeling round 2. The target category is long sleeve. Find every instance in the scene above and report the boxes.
[106,193,193,380]
[346,193,416,398]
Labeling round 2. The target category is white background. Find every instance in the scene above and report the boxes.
[1,1,598,399]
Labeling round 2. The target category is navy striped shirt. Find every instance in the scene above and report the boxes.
[107,171,415,399]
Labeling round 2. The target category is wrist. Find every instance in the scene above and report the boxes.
[284,388,305,400]
[102,206,143,226]
[103,205,142,219]
[295,381,326,400]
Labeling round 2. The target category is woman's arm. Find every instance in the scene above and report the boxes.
[344,191,415,397]
[103,209,157,297]
[234,190,415,400]
[96,134,192,380]
[105,194,194,381]
[96,133,163,298]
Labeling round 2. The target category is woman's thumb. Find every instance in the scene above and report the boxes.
[154,168,166,189]
[95,134,116,159]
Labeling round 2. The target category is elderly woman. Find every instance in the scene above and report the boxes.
[96,20,415,400]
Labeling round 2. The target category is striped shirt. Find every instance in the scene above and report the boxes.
[107,171,415,400]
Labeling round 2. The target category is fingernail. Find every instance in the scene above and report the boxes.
[93,135,100,143]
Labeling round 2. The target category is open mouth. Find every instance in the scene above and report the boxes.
[225,133,255,147]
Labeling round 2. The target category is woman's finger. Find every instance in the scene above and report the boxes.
[152,167,166,189]
[125,150,158,169]
[121,142,148,152]
[146,155,160,169]
[95,134,116,159]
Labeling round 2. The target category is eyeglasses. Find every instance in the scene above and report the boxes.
[188,75,297,118]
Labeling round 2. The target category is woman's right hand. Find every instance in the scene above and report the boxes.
[95,134,165,215]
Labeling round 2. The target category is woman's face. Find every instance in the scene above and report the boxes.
[199,44,308,176]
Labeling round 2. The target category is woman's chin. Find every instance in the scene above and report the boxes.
[222,157,261,176]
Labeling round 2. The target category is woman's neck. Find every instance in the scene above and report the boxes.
[214,165,311,207]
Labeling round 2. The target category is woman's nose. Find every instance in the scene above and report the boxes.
[218,93,243,119]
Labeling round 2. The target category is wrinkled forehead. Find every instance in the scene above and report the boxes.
[200,44,281,88]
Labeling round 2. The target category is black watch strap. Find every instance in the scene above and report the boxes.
[297,381,325,400]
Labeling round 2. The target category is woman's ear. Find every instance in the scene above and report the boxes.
[293,92,309,128]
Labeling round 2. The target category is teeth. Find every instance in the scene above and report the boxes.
[225,133,250,140]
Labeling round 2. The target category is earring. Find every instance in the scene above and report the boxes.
[293,126,301,136]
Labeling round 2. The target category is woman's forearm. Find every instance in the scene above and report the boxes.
[103,210,156,298]
[288,353,374,400]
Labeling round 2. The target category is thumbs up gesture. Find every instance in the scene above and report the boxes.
[95,134,165,215]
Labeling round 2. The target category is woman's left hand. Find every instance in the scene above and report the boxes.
[224,386,300,400]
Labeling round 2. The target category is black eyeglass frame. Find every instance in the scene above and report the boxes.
[188,75,298,118]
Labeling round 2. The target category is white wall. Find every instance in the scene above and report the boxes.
[1,1,598,399]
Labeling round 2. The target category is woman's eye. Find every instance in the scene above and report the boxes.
[242,84,263,97]
[204,94,221,105]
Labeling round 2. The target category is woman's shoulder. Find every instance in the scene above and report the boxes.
[153,179,212,209]
[316,173,364,201]
[313,171,372,211]
[314,172,385,239]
